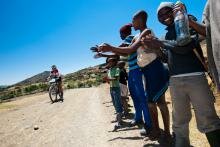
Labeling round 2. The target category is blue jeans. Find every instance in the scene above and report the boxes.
[128,68,152,128]
[110,87,123,113]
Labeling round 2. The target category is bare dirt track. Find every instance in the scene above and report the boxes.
[0,84,219,147]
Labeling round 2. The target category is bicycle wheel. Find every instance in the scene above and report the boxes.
[49,84,58,103]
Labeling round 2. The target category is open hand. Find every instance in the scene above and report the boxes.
[90,45,99,52]
[93,53,102,59]
[98,43,112,52]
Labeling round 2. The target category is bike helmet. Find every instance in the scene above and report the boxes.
[51,65,57,69]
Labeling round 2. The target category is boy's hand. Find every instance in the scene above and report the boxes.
[98,43,112,52]
[93,53,102,59]
[173,3,186,16]
[47,77,51,81]
[141,36,163,49]
[90,45,99,52]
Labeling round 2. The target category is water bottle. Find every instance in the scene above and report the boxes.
[174,1,191,46]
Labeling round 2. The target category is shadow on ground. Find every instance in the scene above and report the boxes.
[108,136,144,142]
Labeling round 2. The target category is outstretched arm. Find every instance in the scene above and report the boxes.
[99,39,141,55]
[162,39,197,54]
[141,36,196,55]
[99,29,152,54]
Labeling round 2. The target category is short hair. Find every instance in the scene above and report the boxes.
[107,58,117,63]
[119,23,132,34]
[133,10,148,22]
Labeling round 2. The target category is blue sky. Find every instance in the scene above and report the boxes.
[0,0,207,85]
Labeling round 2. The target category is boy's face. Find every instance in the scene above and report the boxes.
[158,7,174,26]
[132,17,141,31]
[108,60,117,67]
[118,63,125,69]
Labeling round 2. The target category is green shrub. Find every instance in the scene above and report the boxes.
[24,84,39,93]
[78,82,84,88]
[38,83,48,91]
[15,88,23,97]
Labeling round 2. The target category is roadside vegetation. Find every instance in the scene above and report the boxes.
[0,65,107,102]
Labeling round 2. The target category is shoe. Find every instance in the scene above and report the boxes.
[128,104,132,107]
[140,126,152,136]
[140,125,161,139]
[113,122,122,131]
[122,111,129,118]
[116,113,122,124]
[110,120,117,123]
[129,119,143,127]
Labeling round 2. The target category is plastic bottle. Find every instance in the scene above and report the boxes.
[174,1,191,46]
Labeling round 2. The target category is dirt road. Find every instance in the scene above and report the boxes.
[0,85,219,147]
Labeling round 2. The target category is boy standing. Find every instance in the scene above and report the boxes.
[107,58,123,128]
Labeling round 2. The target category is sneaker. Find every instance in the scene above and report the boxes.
[116,113,122,124]
[140,125,161,139]
[113,122,122,131]
[140,126,152,136]
[110,119,117,123]
[129,119,143,127]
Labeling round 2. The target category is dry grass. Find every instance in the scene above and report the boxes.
[163,88,220,147]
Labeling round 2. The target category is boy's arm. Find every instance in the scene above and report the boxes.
[106,71,118,81]
[108,68,120,81]
[100,52,128,57]
[107,78,117,81]
[96,53,119,58]
[141,36,197,55]
[98,29,152,54]
[100,39,141,55]
[189,19,206,36]
[162,39,197,54]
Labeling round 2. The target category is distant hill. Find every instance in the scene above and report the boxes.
[0,85,8,88]
[0,86,8,92]
[14,71,50,86]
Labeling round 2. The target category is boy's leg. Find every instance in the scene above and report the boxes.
[110,88,116,112]
[128,70,143,123]
[206,129,220,147]
[113,87,123,124]
[121,96,129,114]
[133,72,152,128]
[120,83,129,115]
[186,75,220,147]
[147,103,160,137]
[157,94,170,137]
[170,77,191,147]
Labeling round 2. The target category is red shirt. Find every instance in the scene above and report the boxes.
[50,69,60,77]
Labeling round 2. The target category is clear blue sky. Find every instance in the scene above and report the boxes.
[0,0,207,85]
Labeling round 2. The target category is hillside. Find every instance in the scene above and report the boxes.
[14,71,50,86]
[64,64,107,89]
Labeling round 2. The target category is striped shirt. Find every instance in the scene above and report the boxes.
[124,35,139,71]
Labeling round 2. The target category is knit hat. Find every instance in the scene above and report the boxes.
[157,2,174,15]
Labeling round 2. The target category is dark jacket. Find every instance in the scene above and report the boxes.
[163,23,205,76]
